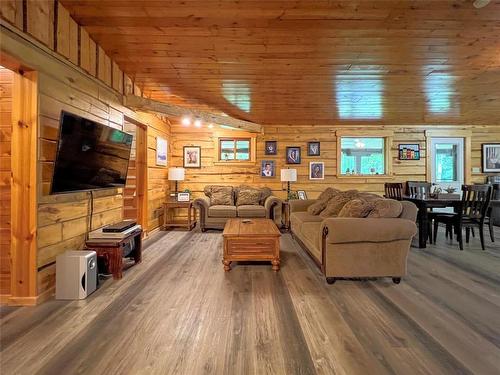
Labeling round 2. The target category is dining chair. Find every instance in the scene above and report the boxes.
[432,184,492,250]
[384,183,403,200]
[407,181,432,196]
[485,184,499,242]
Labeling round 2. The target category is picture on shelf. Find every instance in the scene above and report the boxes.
[398,144,420,160]
[156,137,168,166]
[183,146,201,168]
[482,143,500,172]
[307,142,320,156]
[261,160,275,177]
[309,162,324,180]
[265,141,277,155]
[177,192,190,202]
[297,190,307,200]
[286,147,301,164]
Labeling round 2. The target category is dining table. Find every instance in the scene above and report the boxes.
[402,193,462,249]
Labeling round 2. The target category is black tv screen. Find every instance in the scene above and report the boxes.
[51,111,133,194]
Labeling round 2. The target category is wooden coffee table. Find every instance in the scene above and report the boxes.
[222,218,281,271]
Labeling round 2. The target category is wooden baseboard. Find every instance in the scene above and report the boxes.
[0,294,12,305]
[3,287,54,306]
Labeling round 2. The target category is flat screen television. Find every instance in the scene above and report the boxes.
[51,111,133,194]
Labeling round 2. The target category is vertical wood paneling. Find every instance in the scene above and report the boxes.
[0,0,24,29]
[88,38,97,77]
[97,47,112,86]
[26,0,54,49]
[79,27,90,73]
[112,62,123,94]
[68,17,79,65]
[56,2,70,59]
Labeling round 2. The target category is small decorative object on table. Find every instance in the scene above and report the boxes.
[297,190,307,200]
[177,192,190,202]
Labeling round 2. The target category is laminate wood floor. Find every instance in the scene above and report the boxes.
[1,227,500,375]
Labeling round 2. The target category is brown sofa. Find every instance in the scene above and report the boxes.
[194,185,282,231]
[289,192,417,284]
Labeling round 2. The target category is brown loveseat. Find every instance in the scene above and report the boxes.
[194,185,282,231]
[289,189,417,284]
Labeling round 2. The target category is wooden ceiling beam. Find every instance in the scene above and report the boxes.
[123,94,262,133]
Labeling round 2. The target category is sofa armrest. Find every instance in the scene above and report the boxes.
[264,195,283,226]
[321,218,417,244]
[288,199,317,213]
[193,196,210,230]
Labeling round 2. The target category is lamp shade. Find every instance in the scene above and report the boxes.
[280,168,297,182]
[168,167,185,181]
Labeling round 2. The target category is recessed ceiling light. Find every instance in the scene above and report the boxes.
[181,116,191,126]
[208,123,214,129]
[194,118,202,127]
[473,0,491,8]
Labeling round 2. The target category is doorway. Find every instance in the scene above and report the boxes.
[430,137,465,191]
[123,117,148,234]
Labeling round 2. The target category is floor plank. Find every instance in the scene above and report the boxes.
[1,227,499,375]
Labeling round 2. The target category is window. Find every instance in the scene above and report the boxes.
[219,138,251,161]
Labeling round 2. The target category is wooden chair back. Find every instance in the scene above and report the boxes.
[461,184,492,220]
[407,181,432,196]
[384,183,403,200]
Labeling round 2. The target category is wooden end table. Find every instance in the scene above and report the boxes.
[85,228,142,280]
[162,200,197,230]
[222,218,281,272]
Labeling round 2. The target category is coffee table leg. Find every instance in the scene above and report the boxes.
[223,259,232,271]
[272,258,280,272]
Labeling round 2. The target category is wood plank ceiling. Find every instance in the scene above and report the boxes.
[61,0,500,126]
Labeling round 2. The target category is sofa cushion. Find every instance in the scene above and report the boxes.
[320,190,358,218]
[357,192,383,202]
[367,199,403,218]
[205,185,234,206]
[300,222,322,258]
[208,205,237,218]
[235,187,262,206]
[237,205,266,218]
[307,187,340,215]
[291,211,324,225]
[338,199,374,218]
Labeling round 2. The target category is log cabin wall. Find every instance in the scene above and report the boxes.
[0,66,13,301]
[1,2,171,302]
[171,124,499,201]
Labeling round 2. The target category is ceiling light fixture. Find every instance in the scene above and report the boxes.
[181,116,191,126]
[208,123,214,129]
[194,118,202,128]
[473,0,491,8]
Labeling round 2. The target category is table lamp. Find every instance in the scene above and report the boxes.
[280,168,297,200]
[168,167,185,196]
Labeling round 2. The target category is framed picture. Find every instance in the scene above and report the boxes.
[307,142,320,156]
[177,192,190,202]
[261,160,275,177]
[156,137,168,166]
[183,146,201,168]
[265,141,277,155]
[297,190,307,200]
[398,144,420,160]
[286,146,301,164]
[482,143,500,172]
[309,162,324,180]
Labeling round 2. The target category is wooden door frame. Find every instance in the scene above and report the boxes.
[124,116,148,235]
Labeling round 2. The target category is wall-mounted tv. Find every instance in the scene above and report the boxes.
[51,111,133,194]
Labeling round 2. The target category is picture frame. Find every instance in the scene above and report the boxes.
[265,141,277,155]
[307,142,320,156]
[261,160,275,178]
[297,190,307,200]
[482,143,500,172]
[398,144,420,160]
[183,146,201,168]
[156,137,168,166]
[309,162,325,180]
[286,146,301,164]
[177,192,190,202]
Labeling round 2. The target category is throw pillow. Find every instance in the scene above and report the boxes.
[307,187,341,215]
[338,199,374,218]
[367,199,403,218]
[236,188,262,206]
[206,186,234,206]
[319,190,359,218]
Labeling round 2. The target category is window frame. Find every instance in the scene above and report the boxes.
[213,130,257,165]
[336,130,393,178]
[218,137,251,161]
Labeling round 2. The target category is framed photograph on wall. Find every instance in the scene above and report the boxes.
[265,141,277,155]
[156,137,168,166]
[307,142,320,156]
[297,190,307,200]
[309,162,324,180]
[286,147,301,164]
[261,160,275,177]
[482,143,500,172]
[177,192,190,202]
[183,146,201,168]
[398,144,420,160]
